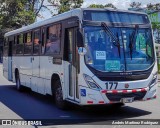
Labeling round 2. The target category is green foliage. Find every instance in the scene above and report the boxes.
[0,0,35,27]
[88,3,117,9]
[58,0,83,14]
[152,22,160,31]
[147,3,160,11]
[0,0,35,37]
[89,4,104,8]
[104,3,117,9]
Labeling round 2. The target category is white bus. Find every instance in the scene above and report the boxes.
[3,8,158,109]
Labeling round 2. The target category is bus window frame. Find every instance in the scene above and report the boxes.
[3,37,8,57]
[41,27,46,55]
[16,33,24,55]
[33,28,41,55]
[12,36,16,55]
[24,31,33,55]
[44,23,62,56]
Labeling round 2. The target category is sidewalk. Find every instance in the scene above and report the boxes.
[0,64,15,85]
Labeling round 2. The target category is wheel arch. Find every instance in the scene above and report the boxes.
[51,73,61,95]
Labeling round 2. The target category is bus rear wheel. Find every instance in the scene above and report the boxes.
[54,80,68,109]
[15,71,24,91]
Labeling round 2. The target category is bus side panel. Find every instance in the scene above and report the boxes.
[3,56,8,80]
[3,46,8,80]
[43,56,63,96]
[8,56,12,81]
[20,56,32,87]
[39,56,46,95]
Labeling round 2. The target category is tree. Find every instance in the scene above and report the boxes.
[152,22,160,43]
[0,0,84,33]
[0,0,41,40]
[0,0,36,30]
[130,2,141,8]
[146,3,160,11]
[48,0,83,14]
[146,3,160,43]
[104,3,117,9]
[58,0,83,14]
[88,4,104,8]
[88,3,117,9]
[147,3,154,10]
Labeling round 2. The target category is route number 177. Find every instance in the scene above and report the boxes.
[105,82,118,90]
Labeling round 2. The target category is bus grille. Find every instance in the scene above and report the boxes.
[106,91,146,101]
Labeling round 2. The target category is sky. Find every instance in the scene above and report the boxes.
[37,0,160,21]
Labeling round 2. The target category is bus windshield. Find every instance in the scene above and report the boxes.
[84,26,154,72]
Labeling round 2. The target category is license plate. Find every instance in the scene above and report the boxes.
[120,97,134,103]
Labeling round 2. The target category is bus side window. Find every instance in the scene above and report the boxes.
[45,24,61,54]
[41,28,46,54]
[16,34,24,55]
[3,37,8,56]
[24,32,32,55]
[13,36,16,55]
[33,29,41,55]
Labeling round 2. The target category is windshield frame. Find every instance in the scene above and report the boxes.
[83,10,150,24]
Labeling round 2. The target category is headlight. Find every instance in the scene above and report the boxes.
[83,74,101,90]
[149,73,158,89]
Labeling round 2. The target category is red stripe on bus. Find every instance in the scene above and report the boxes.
[122,90,128,93]
[112,90,118,93]
[99,101,104,104]
[87,101,93,104]
[101,90,107,93]
[141,88,146,92]
[132,90,137,93]
[153,95,156,98]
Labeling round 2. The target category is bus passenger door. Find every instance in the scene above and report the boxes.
[65,27,79,101]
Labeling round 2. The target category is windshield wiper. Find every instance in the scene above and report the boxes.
[101,22,121,58]
[129,25,139,60]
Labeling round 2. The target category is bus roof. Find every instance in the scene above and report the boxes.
[5,8,147,37]
[5,8,82,37]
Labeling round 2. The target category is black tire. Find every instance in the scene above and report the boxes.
[113,102,125,108]
[15,71,24,91]
[54,80,68,109]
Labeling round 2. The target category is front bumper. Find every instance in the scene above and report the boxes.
[80,86,157,105]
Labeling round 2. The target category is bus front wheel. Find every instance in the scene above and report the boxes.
[54,80,68,109]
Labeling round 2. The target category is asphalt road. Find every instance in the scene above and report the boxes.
[0,64,160,128]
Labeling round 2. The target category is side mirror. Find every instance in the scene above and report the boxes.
[76,29,84,47]
[78,47,87,56]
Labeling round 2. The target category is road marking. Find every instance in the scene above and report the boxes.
[59,115,70,118]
